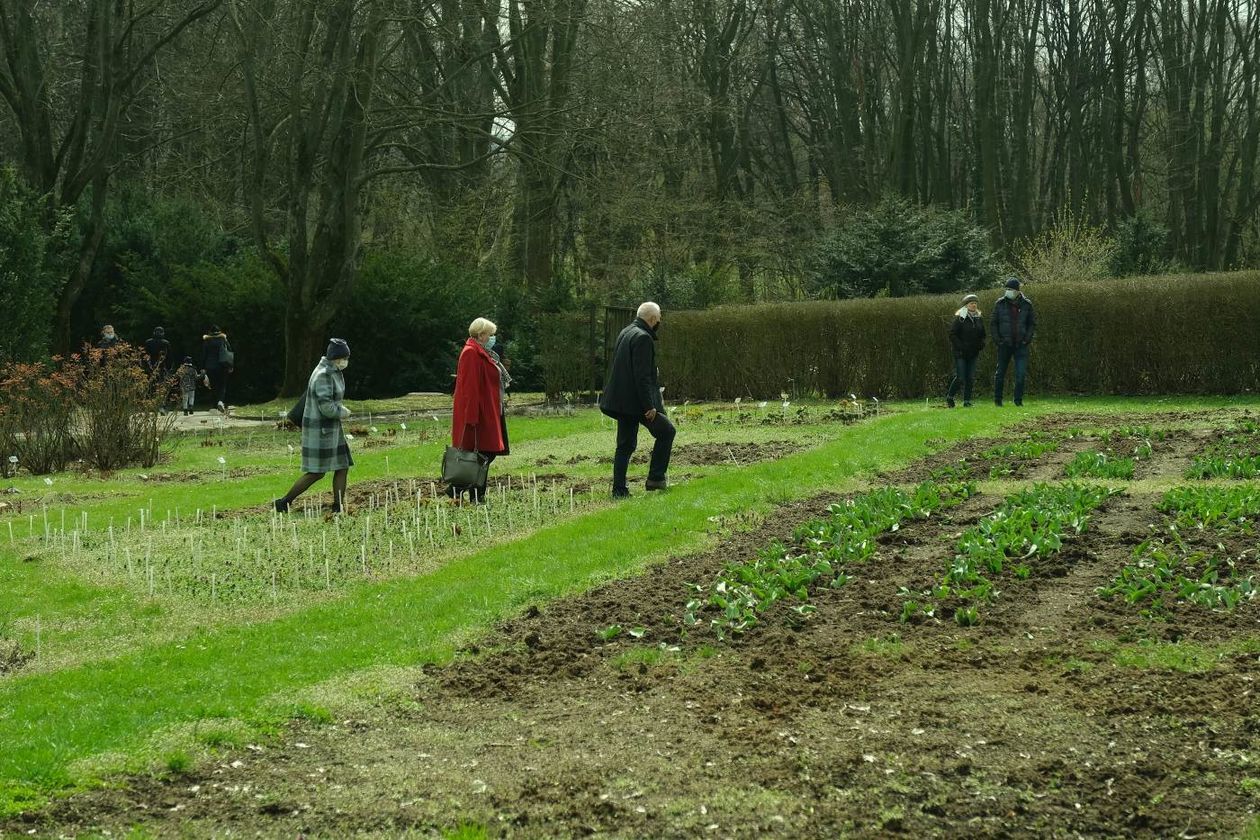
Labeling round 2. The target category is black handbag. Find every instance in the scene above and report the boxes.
[285,393,305,426]
[442,445,489,487]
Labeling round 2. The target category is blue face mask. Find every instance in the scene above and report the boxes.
[486,335,497,350]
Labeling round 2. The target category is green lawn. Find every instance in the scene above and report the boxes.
[0,395,1251,815]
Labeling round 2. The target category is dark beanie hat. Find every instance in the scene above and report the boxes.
[1004,276,1022,290]
[326,338,350,359]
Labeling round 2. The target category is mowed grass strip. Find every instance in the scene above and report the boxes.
[0,398,1246,807]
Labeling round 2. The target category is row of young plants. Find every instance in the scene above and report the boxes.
[1186,417,1260,479]
[983,433,1059,479]
[1063,437,1153,480]
[901,482,1120,626]
[1097,533,1255,612]
[1186,438,1260,479]
[685,480,975,639]
[1098,485,1259,613]
[29,475,604,605]
[1157,485,1260,533]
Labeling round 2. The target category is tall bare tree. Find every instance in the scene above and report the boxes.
[230,0,387,395]
[0,0,222,351]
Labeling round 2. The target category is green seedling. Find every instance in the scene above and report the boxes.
[1159,485,1260,533]
[953,606,979,626]
[699,480,974,637]
[1187,433,1260,478]
[1098,535,1256,613]
[1064,451,1135,479]
[904,482,1118,624]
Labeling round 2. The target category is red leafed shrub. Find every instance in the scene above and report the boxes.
[0,344,176,475]
[74,343,175,471]
[0,360,78,475]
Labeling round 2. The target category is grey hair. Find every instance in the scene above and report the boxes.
[636,301,661,321]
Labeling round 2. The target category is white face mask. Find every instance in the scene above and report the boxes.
[333,358,349,371]
[1004,289,1019,300]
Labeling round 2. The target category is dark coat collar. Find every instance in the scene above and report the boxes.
[633,317,658,339]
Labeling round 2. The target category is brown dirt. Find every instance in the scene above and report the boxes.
[0,638,32,675]
[542,440,808,469]
[9,412,1260,839]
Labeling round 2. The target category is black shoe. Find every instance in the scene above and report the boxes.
[645,478,668,491]
[273,498,290,513]
[995,400,1003,407]
[612,488,631,499]
[963,402,973,407]
[946,398,955,408]
[1014,401,1023,407]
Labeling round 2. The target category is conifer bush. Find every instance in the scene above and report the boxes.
[658,271,1260,398]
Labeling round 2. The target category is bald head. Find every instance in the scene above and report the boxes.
[636,301,661,327]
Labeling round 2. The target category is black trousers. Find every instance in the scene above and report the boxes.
[613,412,676,491]
[207,368,228,405]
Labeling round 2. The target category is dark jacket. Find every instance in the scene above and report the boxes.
[949,311,986,358]
[202,332,230,371]
[144,337,171,372]
[600,318,664,418]
[991,295,1036,348]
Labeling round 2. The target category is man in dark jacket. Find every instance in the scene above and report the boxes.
[991,276,1036,406]
[946,294,985,407]
[599,302,675,497]
[143,327,171,376]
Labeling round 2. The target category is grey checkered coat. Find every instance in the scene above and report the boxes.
[300,358,354,473]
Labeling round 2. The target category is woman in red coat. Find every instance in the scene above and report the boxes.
[449,317,510,502]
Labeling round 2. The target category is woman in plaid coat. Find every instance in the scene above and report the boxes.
[274,339,354,514]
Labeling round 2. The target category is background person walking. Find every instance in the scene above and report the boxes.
[946,294,985,407]
[599,301,675,497]
[143,327,170,377]
[448,318,509,503]
[201,325,232,413]
[274,339,354,514]
[992,277,1036,406]
[176,357,203,415]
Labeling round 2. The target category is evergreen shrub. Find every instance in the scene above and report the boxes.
[808,198,999,299]
[657,271,1260,399]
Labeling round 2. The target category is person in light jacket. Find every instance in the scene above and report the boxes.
[945,294,986,408]
[273,339,354,514]
[448,318,509,503]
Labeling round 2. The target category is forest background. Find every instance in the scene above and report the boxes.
[1,0,1258,401]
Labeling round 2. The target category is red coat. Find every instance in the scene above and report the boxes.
[451,338,506,454]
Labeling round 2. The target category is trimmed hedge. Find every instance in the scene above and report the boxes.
[658,271,1260,399]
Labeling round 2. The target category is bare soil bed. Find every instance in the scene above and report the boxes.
[9,413,1260,839]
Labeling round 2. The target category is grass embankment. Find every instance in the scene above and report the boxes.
[0,396,1249,814]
